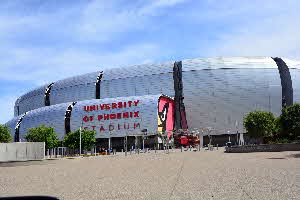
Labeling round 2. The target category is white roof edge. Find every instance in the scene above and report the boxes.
[282,58,300,69]
[181,57,279,70]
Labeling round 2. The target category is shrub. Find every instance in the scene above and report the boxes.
[63,129,96,151]
[280,103,300,139]
[25,124,59,149]
[0,124,12,143]
[243,111,276,138]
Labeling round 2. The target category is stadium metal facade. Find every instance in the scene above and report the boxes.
[5,57,300,144]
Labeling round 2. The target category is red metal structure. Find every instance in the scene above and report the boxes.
[174,133,200,147]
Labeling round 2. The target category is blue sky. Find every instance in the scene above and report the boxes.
[1,0,300,124]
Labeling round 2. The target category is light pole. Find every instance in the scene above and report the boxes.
[200,129,203,150]
[79,115,84,157]
[195,129,200,151]
[162,132,166,153]
[206,127,212,147]
[141,129,147,153]
[227,130,231,143]
[79,126,82,156]
[235,121,239,145]
[125,131,128,156]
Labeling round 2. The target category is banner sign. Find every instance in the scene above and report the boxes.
[81,100,143,138]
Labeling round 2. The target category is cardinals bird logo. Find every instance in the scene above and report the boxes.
[158,102,169,133]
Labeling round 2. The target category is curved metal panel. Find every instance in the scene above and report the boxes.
[182,66,282,135]
[101,61,174,81]
[8,57,299,138]
[50,72,99,106]
[283,58,300,69]
[19,102,70,140]
[100,73,174,99]
[182,57,277,71]
[289,69,300,104]
[173,61,187,130]
[45,83,54,106]
[5,117,20,138]
[14,112,27,142]
[64,102,77,134]
[14,84,48,116]
[96,71,103,99]
[13,61,174,115]
[284,58,300,104]
[272,57,293,107]
[71,95,161,138]
[9,95,163,140]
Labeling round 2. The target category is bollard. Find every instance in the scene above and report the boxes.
[181,146,183,152]
[155,146,157,153]
[217,144,218,150]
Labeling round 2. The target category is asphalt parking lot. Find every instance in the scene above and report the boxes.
[0,149,299,200]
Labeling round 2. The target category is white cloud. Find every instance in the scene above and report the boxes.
[139,0,189,16]
[208,13,300,58]
[76,0,190,42]
[0,43,161,85]
[174,0,300,59]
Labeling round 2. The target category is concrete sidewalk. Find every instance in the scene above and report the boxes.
[0,149,299,200]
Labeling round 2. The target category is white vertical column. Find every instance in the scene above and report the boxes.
[200,135,204,148]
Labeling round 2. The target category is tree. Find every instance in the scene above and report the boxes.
[243,111,276,138]
[25,124,59,149]
[0,124,12,143]
[280,104,300,139]
[273,117,282,135]
[63,129,96,151]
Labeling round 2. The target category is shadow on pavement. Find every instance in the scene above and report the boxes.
[0,159,58,167]
[0,196,59,200]
[288,153,300,158]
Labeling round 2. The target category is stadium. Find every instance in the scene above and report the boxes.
[5,57,300,148]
